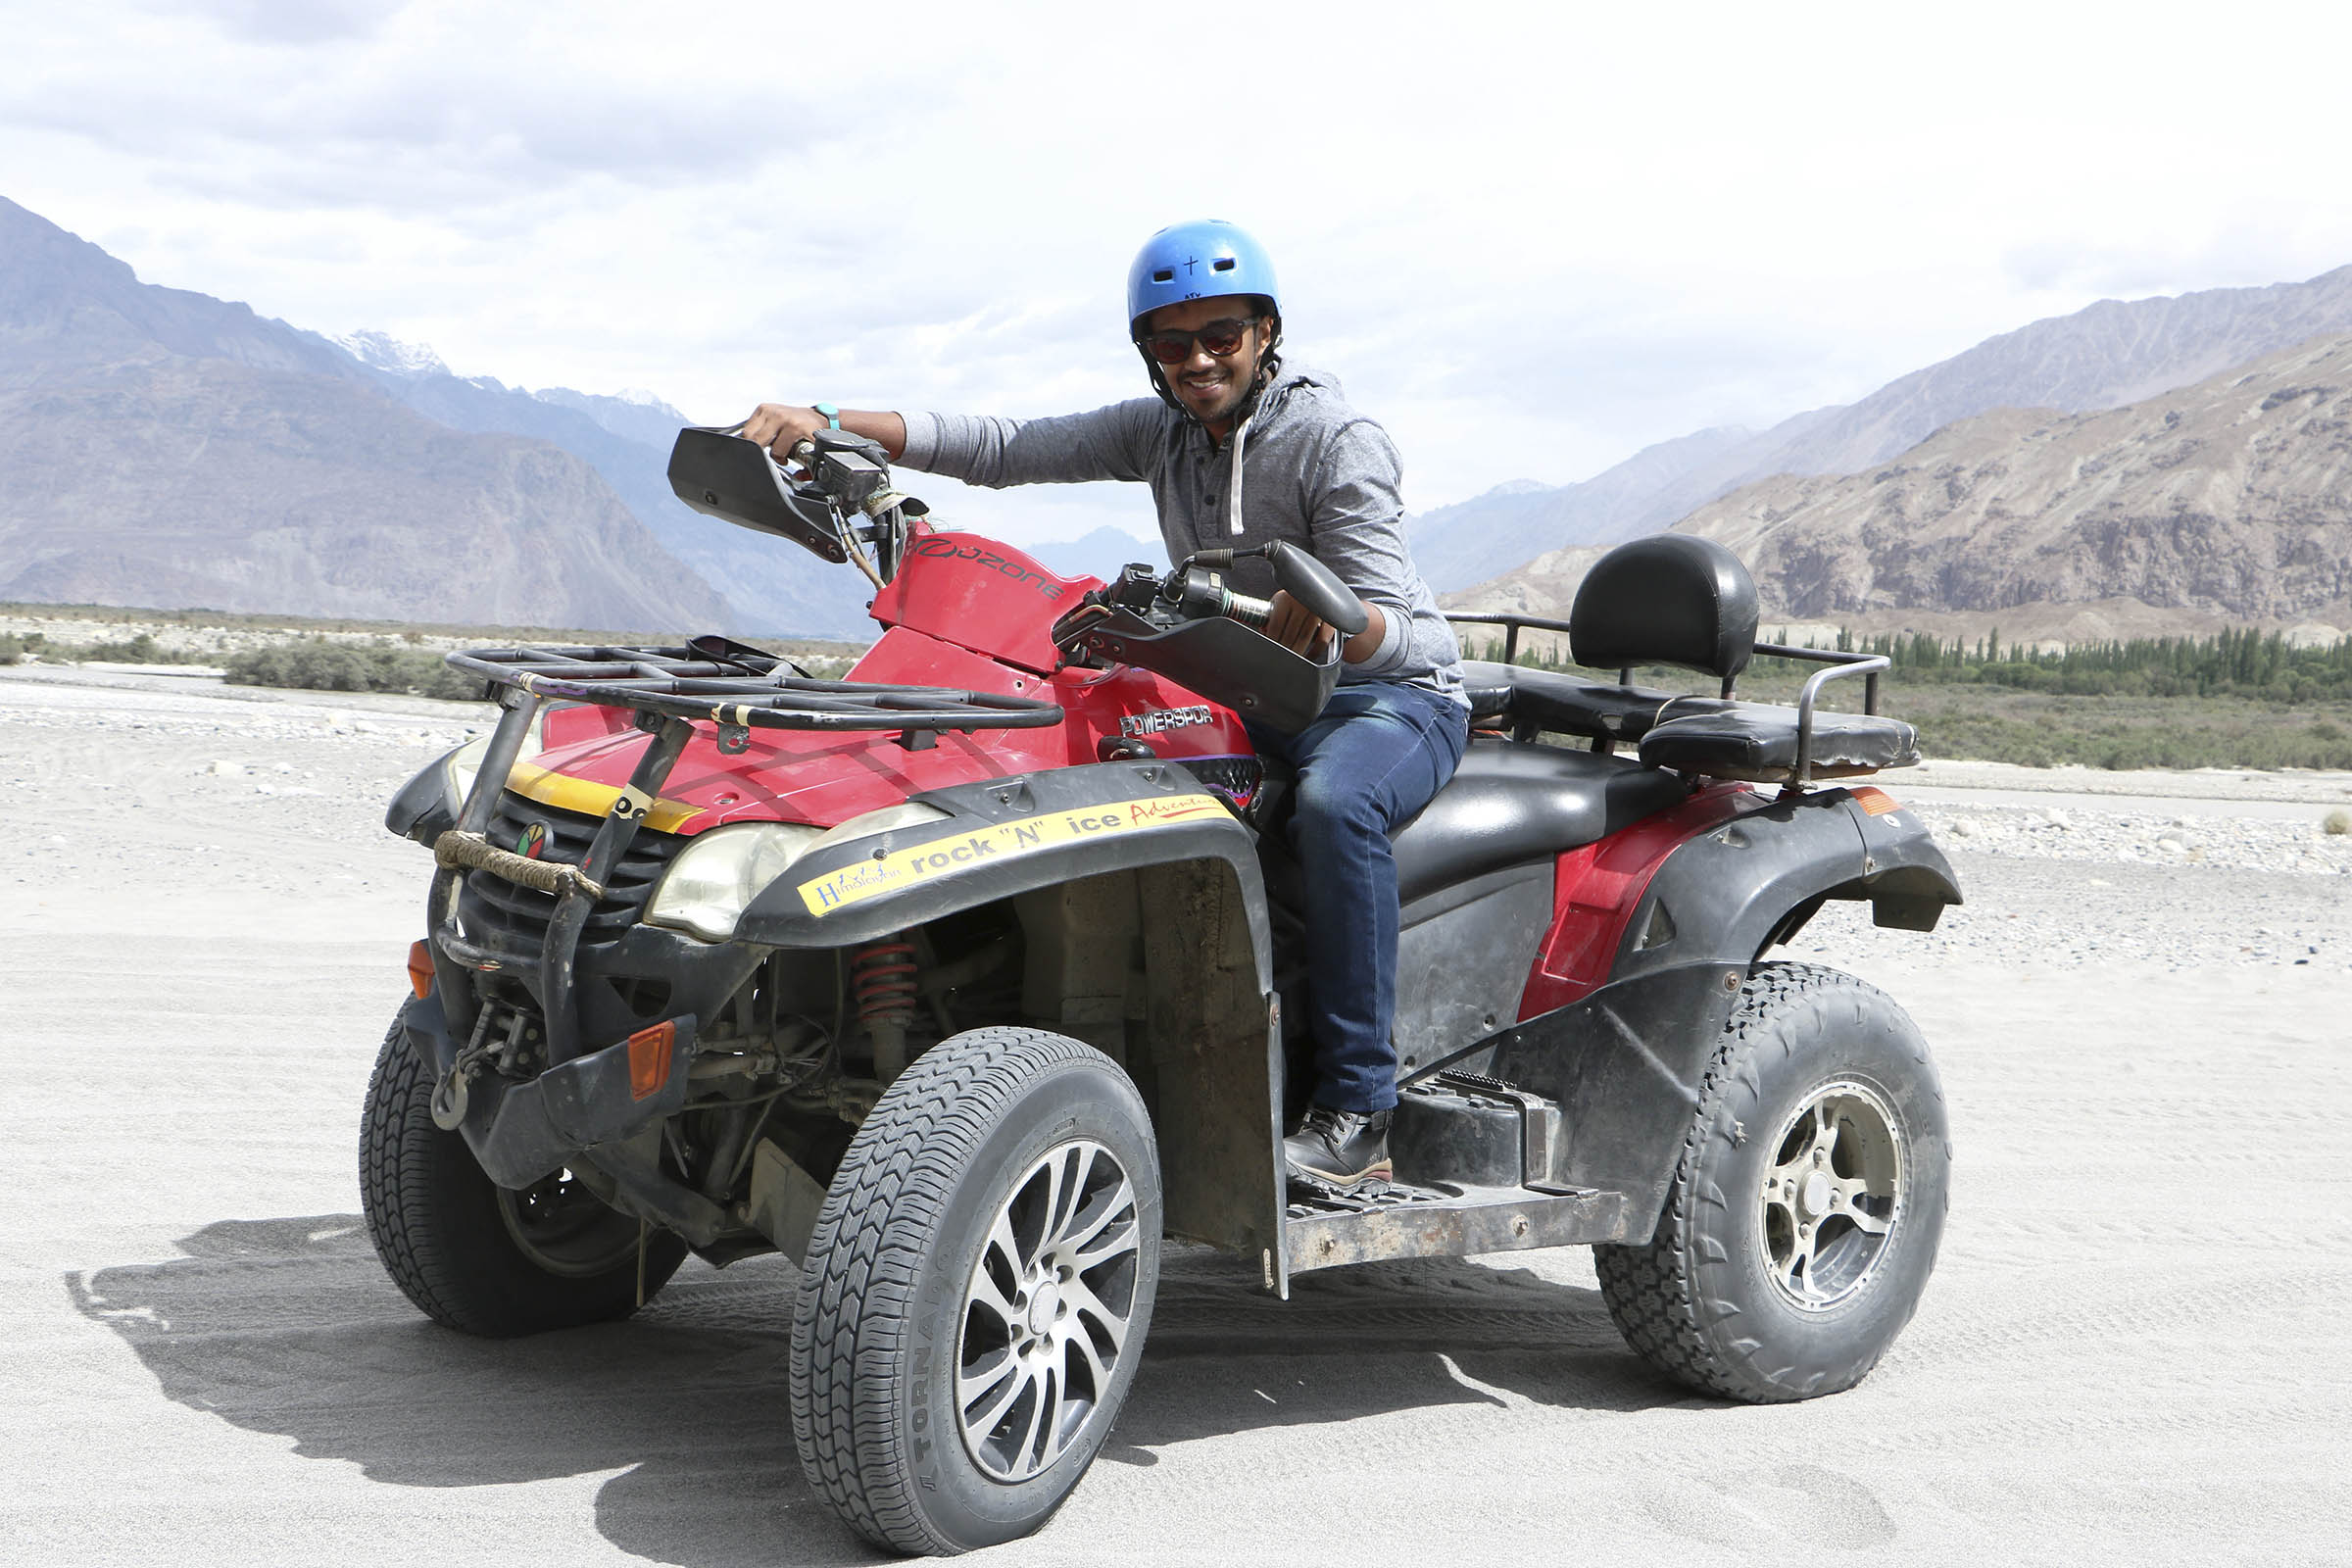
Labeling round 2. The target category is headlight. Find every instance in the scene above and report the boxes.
[641,802,953,944]
[442,708,550,812]
[644,822,827,942]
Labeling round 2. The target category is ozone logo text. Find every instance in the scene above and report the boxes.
[906,537,1067,600]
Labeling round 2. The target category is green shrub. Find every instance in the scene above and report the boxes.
[2326,809,2351,837]
[0,634,22,665]
[223,637,482,700]
[36,631,207,664]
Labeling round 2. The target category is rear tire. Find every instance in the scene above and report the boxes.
[790,1026,1160,1555]
[359,1002,686,1337]
[1593,961,1949,1402]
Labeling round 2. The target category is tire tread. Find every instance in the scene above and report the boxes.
[1592,961,1946,1402]
[789,1026,1123,1555]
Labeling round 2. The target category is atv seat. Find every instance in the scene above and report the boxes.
[1459,662,1683,744]
[1453,536,1916,786]
[1389,736,1689,906]
[1638,700,1918,783]
[1459,662,1919,786]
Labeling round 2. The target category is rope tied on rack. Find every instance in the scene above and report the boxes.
[434,829,606,901]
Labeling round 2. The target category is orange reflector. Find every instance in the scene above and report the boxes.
[627,1021,676,1101]
[406,940,435,1000]
[1851,786,1903,816]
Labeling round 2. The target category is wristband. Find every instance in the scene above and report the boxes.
[812,402,841,429]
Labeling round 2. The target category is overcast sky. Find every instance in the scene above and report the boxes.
[10,0,2352,547]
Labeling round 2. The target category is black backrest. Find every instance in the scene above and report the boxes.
[1569,535,1758,680]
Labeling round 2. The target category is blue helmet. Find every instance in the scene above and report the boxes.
[1125,219,1281,337]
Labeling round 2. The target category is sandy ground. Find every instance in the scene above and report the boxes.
[3,665,2347,1567]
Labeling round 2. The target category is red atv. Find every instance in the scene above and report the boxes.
[365,427,1958,1554]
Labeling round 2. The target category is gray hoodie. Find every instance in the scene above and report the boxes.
[897,362,1464,704]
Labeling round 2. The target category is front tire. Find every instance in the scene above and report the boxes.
[359,1002,687,1337]
[790,1027,1160,1555]
[1594,962,1950,1402]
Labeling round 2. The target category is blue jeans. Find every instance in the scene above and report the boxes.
[1249,681,1470,1114]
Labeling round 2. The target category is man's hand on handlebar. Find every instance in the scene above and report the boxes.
[741,404,909,465]
[1265,590,1335,659]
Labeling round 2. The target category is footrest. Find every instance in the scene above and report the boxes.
[1282,1183,1625,1276]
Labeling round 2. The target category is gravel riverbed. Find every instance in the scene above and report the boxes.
[4,663,2346,1568]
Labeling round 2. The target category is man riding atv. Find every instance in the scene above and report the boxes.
[366,213,1955,1556]
[742,219,1468,1190]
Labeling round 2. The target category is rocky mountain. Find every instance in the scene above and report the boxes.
[0,195,736,631]
[1413,264,2352,592]
[1681,333,2352,627]
[1459,335,2352,642]
[1024,525,1156,584]
[0,358,727,629]
[1405,424,1760,592]
[306,327,875,635]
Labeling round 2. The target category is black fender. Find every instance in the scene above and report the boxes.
[1610,787,1961,982]
[1490,960,1746,1245]
[1488,786,1960,1246]
[736,760,1274,991]
[384,747,460,846]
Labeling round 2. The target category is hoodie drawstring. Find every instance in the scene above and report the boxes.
[1226,412,1254,536]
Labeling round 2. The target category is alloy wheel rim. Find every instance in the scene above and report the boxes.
[955,1139,1142,1483]
[1755,1079,1905,1311]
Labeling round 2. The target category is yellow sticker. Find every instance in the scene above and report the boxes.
[797,792,1228,915]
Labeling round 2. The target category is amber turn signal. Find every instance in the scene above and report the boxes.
[406,940,435,1000]
[1850,786,1904,816]
[627,1021,676,1101]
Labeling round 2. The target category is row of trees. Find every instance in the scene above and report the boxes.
[1830,625,2352,701]
[1474,624,2352,703]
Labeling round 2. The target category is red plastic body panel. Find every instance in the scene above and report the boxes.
[867,522,1101,675]
[1518,782,1758,1018]
[518,530,1258,834]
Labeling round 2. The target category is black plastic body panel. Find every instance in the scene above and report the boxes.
[1059,606,1340,735]
[667,427,849,563]
[384,750,458,846]
[1391,737,1689,905]
[1607,787,1959,989]
[1849,793,1967,929]
[1488,960,1742,1243]
[1391,1081,1524,1187]
[738,760,1273,988]
[401,990,698,1190]
[1392,864,1552,1075]
[573,923,764,1052]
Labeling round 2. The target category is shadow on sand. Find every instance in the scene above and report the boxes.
[71,1215,1691,1565]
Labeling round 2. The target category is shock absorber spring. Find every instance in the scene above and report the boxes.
[851,939,918,1085]
[851,940,918,1027]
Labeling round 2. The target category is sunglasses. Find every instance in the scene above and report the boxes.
[1139,316,1259,365]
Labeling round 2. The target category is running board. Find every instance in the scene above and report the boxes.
[1281,1181,1629,1277]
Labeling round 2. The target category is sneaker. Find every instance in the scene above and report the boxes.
[1284,1105,1394,1188]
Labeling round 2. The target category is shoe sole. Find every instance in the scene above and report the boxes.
[1286,1157,1394,1189]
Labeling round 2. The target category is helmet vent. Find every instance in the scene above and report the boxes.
[1211,257,1235,270]
[1152,268,1175,282]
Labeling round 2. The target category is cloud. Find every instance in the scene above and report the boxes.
[191,0,406,44]
[6,0,2352,533]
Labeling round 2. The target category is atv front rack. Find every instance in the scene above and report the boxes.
[447,639,1062,744]
[425,639,1062,1069]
